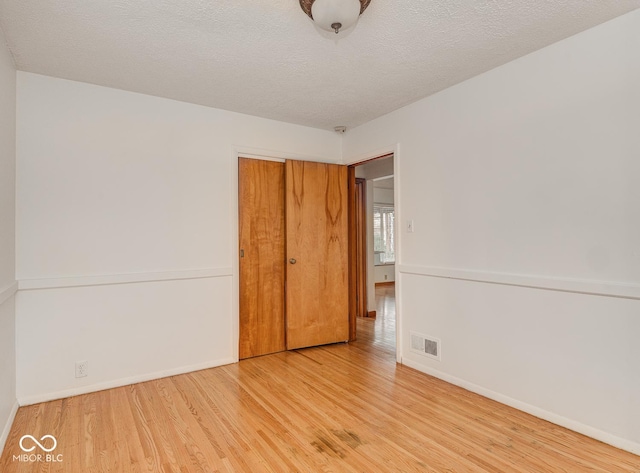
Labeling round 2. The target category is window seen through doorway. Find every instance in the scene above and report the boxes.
[373,204,395,264]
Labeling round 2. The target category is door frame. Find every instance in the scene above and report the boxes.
[344,144,402,364]
[348,172,369,341]
[232,144,401,365]
[231,147,346,362]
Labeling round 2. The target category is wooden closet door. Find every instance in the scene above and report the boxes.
[285,160,349,349]
[238,158,286,359]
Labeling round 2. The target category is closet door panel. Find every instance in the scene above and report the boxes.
[238,158,286,359]
[285,160,349,349]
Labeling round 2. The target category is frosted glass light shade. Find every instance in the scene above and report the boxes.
[311,0,361,34]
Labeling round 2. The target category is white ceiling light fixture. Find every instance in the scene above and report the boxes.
[299,0,371,35]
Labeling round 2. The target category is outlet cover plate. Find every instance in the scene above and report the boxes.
[75,360,88,378]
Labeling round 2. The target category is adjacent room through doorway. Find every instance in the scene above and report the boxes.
[349,153,396,352]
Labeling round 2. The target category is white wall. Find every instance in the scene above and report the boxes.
[0,26,17,455]
[15,73,341,402]
[373,187,394,205]
[344,10,640,453]
[374,265,394,284]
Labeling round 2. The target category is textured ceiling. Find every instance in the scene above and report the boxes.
[1,1,639,130]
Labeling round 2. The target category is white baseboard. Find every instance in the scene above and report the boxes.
[401,358,640,456]
[18,357,237,406]
[0,400,19,457]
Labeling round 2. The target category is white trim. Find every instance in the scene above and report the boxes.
[401,358,640,456]
[391,145,402,364]
[0,400,19,456]
[238,154,285,163]
[372,174,394,182]
[232,145,341,165]
[231,147,241,363]
[18,357,236,406]
[342,143,397,166]
[398,264,640,300]
[0,282,18,306]
[17,268,233,291]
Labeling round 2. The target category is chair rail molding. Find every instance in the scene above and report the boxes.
[0,281,18,306]
[398,264,640,300]
[18,268,233,291]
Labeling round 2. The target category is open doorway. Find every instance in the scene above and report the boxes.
[348,154,396,351]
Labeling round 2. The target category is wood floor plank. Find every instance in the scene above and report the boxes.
[1,284,639,472]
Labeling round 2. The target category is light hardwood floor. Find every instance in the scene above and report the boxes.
[2,284,639,472]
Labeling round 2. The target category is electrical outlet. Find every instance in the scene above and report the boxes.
[75,360,88,378]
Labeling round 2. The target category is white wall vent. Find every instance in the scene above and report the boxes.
[410,332,441,361]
